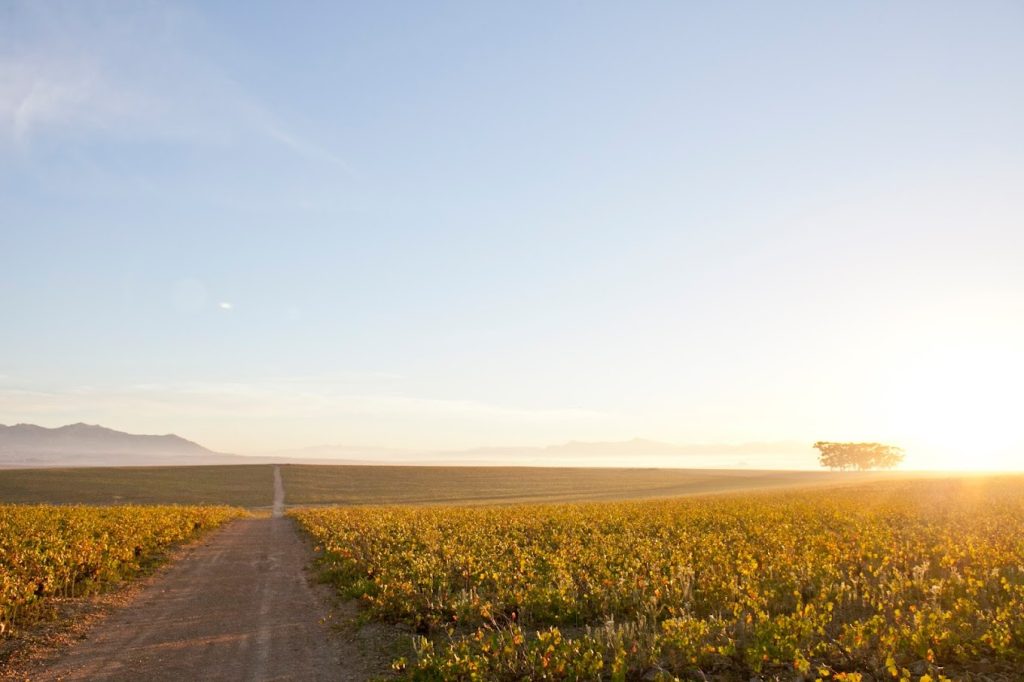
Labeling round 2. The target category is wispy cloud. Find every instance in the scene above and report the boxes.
[0,377,613,452]
[0,57,136,145]
[91,379,607,422]
[0,2,348,170]
[261,122,354,174]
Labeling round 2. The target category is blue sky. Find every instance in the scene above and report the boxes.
[2,1,1023,467]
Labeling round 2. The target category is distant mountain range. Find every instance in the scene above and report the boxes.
[261,437,817,469]
[0,423,818,469]
[0,423,251,467]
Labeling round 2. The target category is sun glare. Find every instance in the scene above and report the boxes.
[883,343,1024,471]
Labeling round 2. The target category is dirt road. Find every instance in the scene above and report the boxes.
[272,464,286,518]
[30,466,361,681]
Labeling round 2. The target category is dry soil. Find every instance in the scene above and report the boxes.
[22,466,372,681]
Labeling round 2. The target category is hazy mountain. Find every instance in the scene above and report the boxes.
[1,424,818,470]
[0,423,250,467]
[485,438,809,457]
[429,439,814,468]
[259,444,414,461]
[256,438,817,469]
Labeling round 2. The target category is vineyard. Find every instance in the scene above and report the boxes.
[293,477,1024,681]
[0,504,242,636]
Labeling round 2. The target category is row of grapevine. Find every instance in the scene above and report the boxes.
[293,477,1024,680]
[0,504,242,635]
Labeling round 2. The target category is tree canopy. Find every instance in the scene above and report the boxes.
[813,441,904,471]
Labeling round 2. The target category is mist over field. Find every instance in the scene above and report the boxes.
[257,438,818,469]
[1,422,816,469]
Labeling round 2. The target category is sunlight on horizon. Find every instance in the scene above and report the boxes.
[881,339,1023,473]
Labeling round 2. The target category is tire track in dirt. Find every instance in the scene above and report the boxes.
[27,466,365,681]
[272,464,285,518]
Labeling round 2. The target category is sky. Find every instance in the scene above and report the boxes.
[2,1,1023,469]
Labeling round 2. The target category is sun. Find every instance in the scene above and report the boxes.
[881,342,1024,471]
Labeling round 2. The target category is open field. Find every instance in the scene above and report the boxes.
[0,463,916,508]
[0,465,273,507]
[294,475,1024,680]
[0,463,948,508]
[277,464,926,506]
[3,468,1021,680]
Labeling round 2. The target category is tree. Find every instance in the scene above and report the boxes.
[813,441,904,471]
